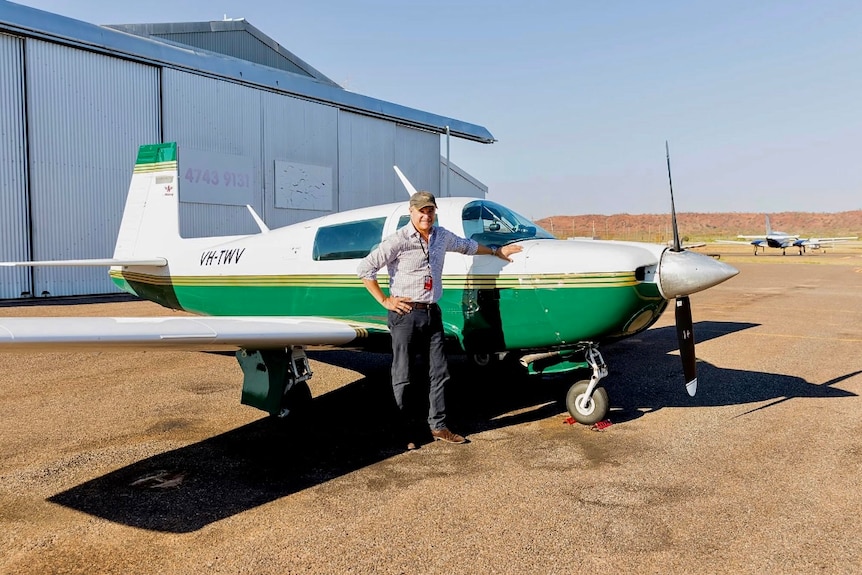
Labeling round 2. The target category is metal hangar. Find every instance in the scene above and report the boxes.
[0,1,494,298]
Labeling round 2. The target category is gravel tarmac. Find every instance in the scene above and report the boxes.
[1,249,861,574]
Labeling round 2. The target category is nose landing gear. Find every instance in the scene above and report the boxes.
[564,345,609,425]
[518,343,611,425]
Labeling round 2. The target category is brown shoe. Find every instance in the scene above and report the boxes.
[431,428,467,444]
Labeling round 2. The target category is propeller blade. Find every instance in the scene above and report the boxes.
[675,295,697,396]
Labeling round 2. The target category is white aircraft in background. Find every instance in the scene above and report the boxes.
[0,142,738,427]
[730,215,857,255]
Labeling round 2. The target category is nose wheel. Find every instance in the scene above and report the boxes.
[566,381,609,424]
[565,345,609,425]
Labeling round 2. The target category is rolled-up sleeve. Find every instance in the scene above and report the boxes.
[357,236,396,280]
[443,230,478,255]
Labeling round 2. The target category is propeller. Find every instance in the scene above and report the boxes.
[665,142,698,396]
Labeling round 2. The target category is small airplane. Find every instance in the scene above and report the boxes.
[729,215,857,255]
[0,142,738,426]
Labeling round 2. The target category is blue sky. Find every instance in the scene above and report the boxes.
[10,0,862,218]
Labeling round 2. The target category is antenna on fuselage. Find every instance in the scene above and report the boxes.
[393,166,418,197]
[246,204,270,233]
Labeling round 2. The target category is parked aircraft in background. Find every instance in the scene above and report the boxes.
[725,215,857,255]
[0,142,738,427]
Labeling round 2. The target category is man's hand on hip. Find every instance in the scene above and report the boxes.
[382,295,413,315]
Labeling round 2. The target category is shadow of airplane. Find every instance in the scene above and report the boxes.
[48,320,858,532]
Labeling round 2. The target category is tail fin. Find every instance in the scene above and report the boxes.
[112,142,181,261]
[764,215,772,235]
[0,143,175,269]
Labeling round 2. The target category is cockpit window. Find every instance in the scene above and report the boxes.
[461,200,555,245]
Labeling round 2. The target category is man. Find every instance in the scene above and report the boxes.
[357,191,522,450]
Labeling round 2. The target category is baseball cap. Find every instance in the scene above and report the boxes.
[409,191,437,210]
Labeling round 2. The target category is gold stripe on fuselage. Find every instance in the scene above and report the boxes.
[110,270,638,290]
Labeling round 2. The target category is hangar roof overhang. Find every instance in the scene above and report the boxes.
[0,0,495,144]
[104,19,343,88]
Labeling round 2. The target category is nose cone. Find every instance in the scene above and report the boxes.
[659,249,738,299]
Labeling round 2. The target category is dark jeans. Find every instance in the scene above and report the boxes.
[387,305,450,432]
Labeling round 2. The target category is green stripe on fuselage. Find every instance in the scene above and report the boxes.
[110,271,666,351]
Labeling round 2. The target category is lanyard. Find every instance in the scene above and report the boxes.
[418,233,431,271]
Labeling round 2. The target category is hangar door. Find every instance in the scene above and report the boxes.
[25,40,160,297]
[0,33,29,299]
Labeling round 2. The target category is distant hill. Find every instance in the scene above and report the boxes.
[534,211,862,242]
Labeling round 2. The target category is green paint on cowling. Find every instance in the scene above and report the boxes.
[115,275,667,351]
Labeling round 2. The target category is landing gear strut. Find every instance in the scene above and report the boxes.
[518,343,611,425]
[564,345,609,425]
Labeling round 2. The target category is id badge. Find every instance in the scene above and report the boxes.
[423,275,433,291]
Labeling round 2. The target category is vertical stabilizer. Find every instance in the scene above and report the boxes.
[764,215,773,235]
[113,143,180,260]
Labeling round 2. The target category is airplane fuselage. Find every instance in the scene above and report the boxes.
[0,142,740,424]
[110,200,671,354]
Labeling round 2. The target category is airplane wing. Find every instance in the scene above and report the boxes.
[732,237,771,246]
[0,316,379,352]
[715,239,755,245]
[795,236,858,246]
[665,241,707,249]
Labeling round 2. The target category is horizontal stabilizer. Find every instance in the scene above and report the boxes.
[0,258,167,267]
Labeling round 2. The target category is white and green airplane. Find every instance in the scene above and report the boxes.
[0,142,738,425]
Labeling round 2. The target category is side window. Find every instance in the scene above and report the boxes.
[312,217,386,261]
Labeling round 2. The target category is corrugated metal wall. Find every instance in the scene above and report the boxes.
[337,112,440,211]
[162,69,263,238]
[25,40,160,296]
[262,91,339,228]
[337,112,397,211]
[0,33,29,298]
[394,124,441,199]
[440,161,486,198]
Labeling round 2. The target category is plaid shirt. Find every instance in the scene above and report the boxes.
[357,224,478,303]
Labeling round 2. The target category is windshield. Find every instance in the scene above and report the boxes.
[461,200,555,245]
